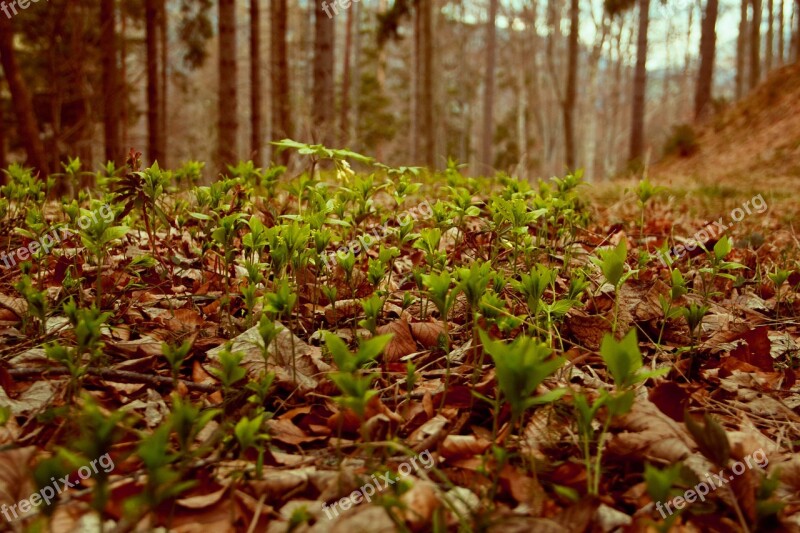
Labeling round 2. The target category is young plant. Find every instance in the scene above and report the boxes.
[592,240,636,335]
[161,340,192,389]
[576,330,667,495]
[421,270,455,407]
[698,236,745,304]
[479,331,567,433]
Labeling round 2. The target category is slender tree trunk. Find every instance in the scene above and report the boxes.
[778,0,785,64]
[271,0,291,164]
[250,0,262,165]
[695,0,719,120]
[145,0,163,164]
[794,0,800,62]
[418,0,435,168]
[101,0,121,165]
[564,0,579,170]
[751,0,762,88]
[340,5,353,146]
[218,0,238,171]
[767,0,774,71]
[159,0,168,167]
[736,0,749,98]
[0,16,48,176]
[312,0,335,146]
[121,6,128,152]
[351,1,361,145]
[630,0,650,164]
[480,0,498,171]
[0,103,6,179]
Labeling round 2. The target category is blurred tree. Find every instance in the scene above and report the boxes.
[0,14,48,175]
[271,0,292,163]
[630,0,650,163]
[480,0,498,172]
[736,0,748,99]
[146,0,164,165]
[340,5,353,146]
[751,0,762,88]
[564,0,579,169]
[313,0,335,146]
[101,0,121,165]
[218,0,238,170]
[250,0,262,166]
[695,0,720,120]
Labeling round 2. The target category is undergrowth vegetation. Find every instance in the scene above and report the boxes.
[0,143,798,531]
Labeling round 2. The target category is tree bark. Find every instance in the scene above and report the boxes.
[418,0,435,168]
[218,0,238,171]
[101,0,121,165]
[271,0,291,164]
[0,103,6,180]
[629,0,650,164]
[767,0,774,72]
[480,0,498,171]
[145,0,163,165]
[736,0,748,98]
[312,0,335,146]
[750,0,762,88]
[564,0,579,170]
[0,15,48,175]
[340,5,353,146]
[695,0,720,120]
[159,0,168,167]
[778,0,784,64]
[250,0,263,166]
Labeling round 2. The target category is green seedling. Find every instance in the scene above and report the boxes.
[479,330,567,432]
[422,270,455,407]
[592,240,636,335]
[161,340,192,389]
[577,330,667,495]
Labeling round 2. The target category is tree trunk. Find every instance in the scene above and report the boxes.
[159,0,168,167]
[736,0,748,99]
[145,0,163,165]
[0,15,48,175]
[0,103,6,180]
[418,0,435,168]
[340,5,353,146]
[480,0,498,172]
[794,0,800,62]
[351,1,361,145]
[564,0,579,170]
[121,6,129,152]
[778,0,784,64]
[750,0,762,88]
[767,0,774,71]
[629,0,650,164]
[250,0,262,166]
[695,0,720,120]
[101,0,121,165]
[312,0,335,146]
[271,0,291,164]
[218,0,238,171]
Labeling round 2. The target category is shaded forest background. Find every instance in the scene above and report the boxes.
[0,0,799,183]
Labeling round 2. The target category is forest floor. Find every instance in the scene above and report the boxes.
[0,144,799,533]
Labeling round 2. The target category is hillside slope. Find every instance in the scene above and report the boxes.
[652,63,800,191]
